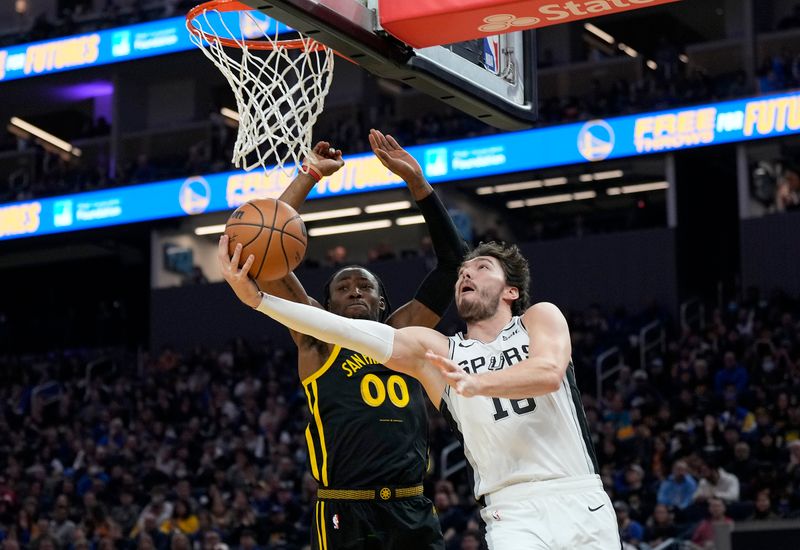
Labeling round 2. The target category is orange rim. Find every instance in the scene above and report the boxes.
[186,0,330,52]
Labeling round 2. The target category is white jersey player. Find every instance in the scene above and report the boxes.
[441,318,617,549]
[220,239,621,550]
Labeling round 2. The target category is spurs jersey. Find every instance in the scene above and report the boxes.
[440,316,599,500]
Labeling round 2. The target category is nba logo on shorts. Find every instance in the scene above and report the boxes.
[332,514,340,530]
[492,510,501,521]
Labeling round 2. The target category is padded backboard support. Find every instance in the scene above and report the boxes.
[237,0,538,130]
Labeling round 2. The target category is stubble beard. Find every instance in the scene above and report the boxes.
[457,289,502,323]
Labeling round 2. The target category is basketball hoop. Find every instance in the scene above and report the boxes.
[186,0,334,175]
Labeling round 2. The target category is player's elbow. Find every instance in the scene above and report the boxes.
[538,362,563,394]
[543,372,562,394]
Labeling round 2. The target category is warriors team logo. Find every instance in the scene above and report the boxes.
[380,487,392,500]
[332,514,340,530]
[179,176,211,215]
[577,119,615,162]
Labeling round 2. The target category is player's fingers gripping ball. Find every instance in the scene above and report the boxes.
[225,199,307,282]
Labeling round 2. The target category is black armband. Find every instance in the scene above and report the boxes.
[413,192,470,315]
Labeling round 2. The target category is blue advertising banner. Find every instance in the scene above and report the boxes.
[0,14,290,82]
[420,90,800,180]
[3,90,800,241]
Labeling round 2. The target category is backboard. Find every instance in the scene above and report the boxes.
[236,0,537,130]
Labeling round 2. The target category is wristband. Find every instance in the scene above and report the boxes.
[301,164,323,182]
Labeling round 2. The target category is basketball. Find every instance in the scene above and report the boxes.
[224,199,307,282]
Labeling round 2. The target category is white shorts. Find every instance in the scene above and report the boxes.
[480,475,621,550]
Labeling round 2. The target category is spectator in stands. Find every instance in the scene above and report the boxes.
[134,487,173,537]
[433,481,467,548]
[236,529,260,550]
[49,498,76,547]
[458,529,482,550]
[714,351,748,397]
[366,240,396,261]
[4,288,800,549]
[698,414,725,456]
[776,164,800,211]
[644,503,677,547]
[727,442,759,500]
[606,393,635,442]
[159,500,199,537]
[787,440,800,485]
[324,245,348,268]
[614,464,652,512]
[614,500,644,547]
[657,460,697,511]
[749,489,781,520]
[111,489,140,537]
[693,458,740,504]
[690,498,733,549]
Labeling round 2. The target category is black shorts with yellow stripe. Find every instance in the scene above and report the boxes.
[312,496,444,550]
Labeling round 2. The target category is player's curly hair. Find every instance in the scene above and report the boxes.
[321,266,392,323]
[463,241,530,316]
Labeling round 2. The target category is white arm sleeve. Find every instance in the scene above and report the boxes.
[255,293,395,363]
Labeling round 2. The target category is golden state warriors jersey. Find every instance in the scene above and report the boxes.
[302,345,430,488]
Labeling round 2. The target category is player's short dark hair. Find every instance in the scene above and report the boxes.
[321,265,392,322]
[463,241,530,316]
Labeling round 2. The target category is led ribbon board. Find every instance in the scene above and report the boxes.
[2,90,799,240]
[0,15,291,83]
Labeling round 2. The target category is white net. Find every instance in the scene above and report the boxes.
[187,5,334,175]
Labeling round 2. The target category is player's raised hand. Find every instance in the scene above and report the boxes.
[369,129,423,183]
[426,350,480,397]
[305,141,344,177]
[218,234,262,308]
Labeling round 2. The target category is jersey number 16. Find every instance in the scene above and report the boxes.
[491,397,536,421]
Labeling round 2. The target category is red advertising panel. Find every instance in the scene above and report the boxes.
[379,0,681,48]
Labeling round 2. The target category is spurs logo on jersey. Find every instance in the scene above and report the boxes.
[440,317,599,500]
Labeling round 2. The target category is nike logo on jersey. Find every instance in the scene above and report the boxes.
[457,341,476,348]
[588,504,605,512]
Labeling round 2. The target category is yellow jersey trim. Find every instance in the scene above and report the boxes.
[301,344,342,386]
[304,425,319,481]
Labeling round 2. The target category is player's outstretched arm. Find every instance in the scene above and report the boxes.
[369,129,469,329]
[258,142,345,342]
[220,242,450,406]
[278,141,344,209]
[429,302,571,399]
